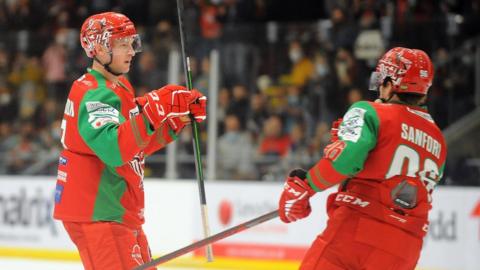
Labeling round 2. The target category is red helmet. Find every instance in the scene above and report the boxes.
[80,12,141,58]
[369,47,434,95]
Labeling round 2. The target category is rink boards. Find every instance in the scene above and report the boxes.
[0,176,479,270]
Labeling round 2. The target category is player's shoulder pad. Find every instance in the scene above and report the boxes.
[79,77,121,114]
[72,72,99,92]
[79,87,122,131]
[81,86,122,111]
[347,100,378,114]
[78,69,121,107]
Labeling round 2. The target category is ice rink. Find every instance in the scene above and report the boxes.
[0,255,300,270]
[0,258,449,270]
[0,258,210,270]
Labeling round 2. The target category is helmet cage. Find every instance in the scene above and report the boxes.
[111,35,142,54]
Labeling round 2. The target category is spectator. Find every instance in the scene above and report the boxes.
[258,115,291,158]
[217,114,256,180]
[0,121,13,151]
[193,57,210,95]
[227,84,250,128]
[285,85,310,133]
[0,84,16,123]
[18,81,38,120]
[130,49,165,92]
[0,121,12,173]
[197,2,224,59]
[306,51,336,123]
[346,87,363,106]
[246,92,269,140]
[329,7,358,50]
[282,123,311,170]
[217,87,231,135]
[0,47,9,86]
[334,48,356,89]
[33,98,61,129]
[5,120,41,174]
[280,40,314,87]
[151,20,177,72]
[308,121,331,161]
[42,31,67,102]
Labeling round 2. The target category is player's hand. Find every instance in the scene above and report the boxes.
[136,85,196,129]
[279,169,315,223]
[189,90,207,123]
[330,118,342,142]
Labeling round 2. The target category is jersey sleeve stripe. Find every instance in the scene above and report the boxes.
[142,123,179,156]
[307,165,335,191]
[154,125,167,145]
[317,159,348,187]
[307,176,324,192]
[131,115,148,148]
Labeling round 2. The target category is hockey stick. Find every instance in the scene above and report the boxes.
[175,0,214,262]
[133,210,279,270]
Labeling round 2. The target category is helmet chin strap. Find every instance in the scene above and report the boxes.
[381,95,393,103]
[374,92,393,103]
[93,52,124,76]
[375,97,388,103]
[375,79,394,103]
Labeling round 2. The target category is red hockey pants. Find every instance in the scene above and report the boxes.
[300,207,422,270]
[63,221,156,270]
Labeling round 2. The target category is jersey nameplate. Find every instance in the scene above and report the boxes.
[400,123,441,158]
[64,99,74,117]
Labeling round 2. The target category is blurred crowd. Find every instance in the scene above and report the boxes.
[0,0,479,185]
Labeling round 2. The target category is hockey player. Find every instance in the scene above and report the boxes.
[53,12,206,270]
[278,47,447,270]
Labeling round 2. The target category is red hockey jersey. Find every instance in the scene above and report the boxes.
[54,69,177,227]
[307,101,447,235]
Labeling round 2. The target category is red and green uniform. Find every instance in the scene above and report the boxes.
[301,101,447,270]
[53,69,176,228]
[308,101,446,210]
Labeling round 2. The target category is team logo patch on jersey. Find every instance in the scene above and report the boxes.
[129,106,140,119]
[338,107,366,143]
[131,244,144,265]
[129,152,145,179]
[85,101,120,129]
[57,170,67,182]
[59,156,68,166]
[55,184,64,203]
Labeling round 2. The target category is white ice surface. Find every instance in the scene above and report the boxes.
[0,258,204,270]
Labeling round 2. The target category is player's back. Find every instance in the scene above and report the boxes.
[356,102,447,191]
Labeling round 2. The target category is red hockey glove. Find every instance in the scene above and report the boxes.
[189,90,207,123]
[330,118,342,142]
[166,116,188,133]
[136,85,196,129]
[166,89,207,133]
[279,169,315,223]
